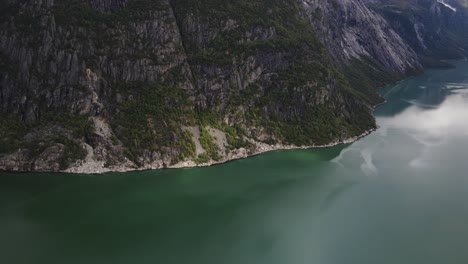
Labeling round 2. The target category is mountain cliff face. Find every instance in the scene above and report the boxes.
[302,0,423,104]
[366,0,468,67]
[302,0,421,74]
[0,0,441,172]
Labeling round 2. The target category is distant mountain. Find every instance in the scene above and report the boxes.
[366,0,468,67]
[0,0,463,173]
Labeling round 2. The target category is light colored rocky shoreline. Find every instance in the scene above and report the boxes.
[64,128,376,175]
[170,128,376,169]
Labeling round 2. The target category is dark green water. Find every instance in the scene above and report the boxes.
[2,61,468,264]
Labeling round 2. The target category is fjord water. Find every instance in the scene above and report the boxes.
[2,62,468,264]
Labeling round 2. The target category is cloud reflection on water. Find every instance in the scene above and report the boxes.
[333,68,468,176]
[378,91,468,169]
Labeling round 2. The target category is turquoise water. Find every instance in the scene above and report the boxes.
[2,61,468,264]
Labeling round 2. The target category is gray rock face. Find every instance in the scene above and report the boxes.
[89,0,130,12]
[0,150,32,172]
[302,0,422,75]
[0,0,193,121]
[32,144,65,171]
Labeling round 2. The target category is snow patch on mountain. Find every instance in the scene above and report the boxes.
[437,0,457,12]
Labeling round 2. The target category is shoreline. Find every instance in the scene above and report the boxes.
[0,124,378,175]
[170,127,376,169]
[1,63,465,175]
[62,127,377,175]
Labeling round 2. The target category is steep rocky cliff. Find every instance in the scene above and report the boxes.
[0,0,426,172]
[302,0,423,104]
[366,0,468,67]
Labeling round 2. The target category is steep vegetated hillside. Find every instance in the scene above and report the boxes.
[0,0,462,172]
